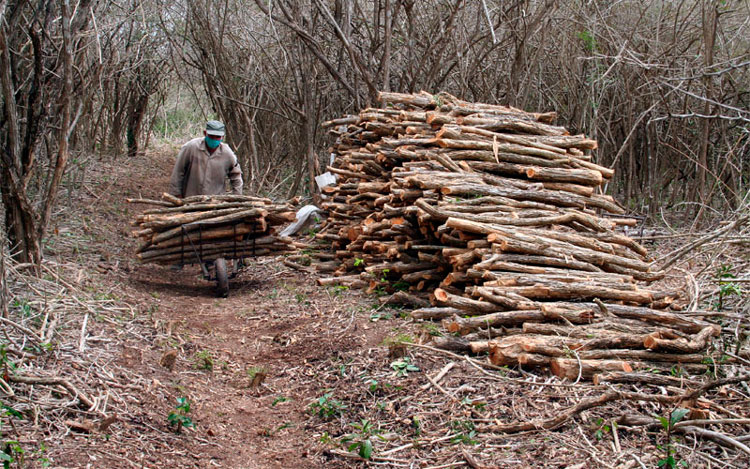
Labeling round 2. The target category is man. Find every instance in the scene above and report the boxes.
[168,120,243,198]
[168,120,243,272]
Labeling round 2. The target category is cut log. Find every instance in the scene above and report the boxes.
[411,307,463,320]
[443,311,548,334]
[644,326,718,353]
[593,372,700,387]
[550,358,633,380]
[434,288,500,314]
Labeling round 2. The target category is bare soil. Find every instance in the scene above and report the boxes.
[7,147,748,469]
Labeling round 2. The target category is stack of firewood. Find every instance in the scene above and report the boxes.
[311,91,719,380]
[129,193,296,264]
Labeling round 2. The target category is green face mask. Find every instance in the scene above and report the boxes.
[205,137,221,149]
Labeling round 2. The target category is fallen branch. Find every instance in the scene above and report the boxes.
[8,375,96,409]
[479,374,750,434]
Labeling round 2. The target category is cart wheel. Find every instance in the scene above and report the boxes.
[214,258,229,297]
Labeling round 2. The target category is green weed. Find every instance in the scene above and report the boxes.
[390,356,420,377]
[192,350,214,371]
[341,419,384,460]
[308,393,347,420]
[449,420,479,445]
[271,396,289,407]
[715,264,742,310]
[167,397,194,433]
[655,408,689,468]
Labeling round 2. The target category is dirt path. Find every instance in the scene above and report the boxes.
[124,262,386,468]
[58,148,399,468]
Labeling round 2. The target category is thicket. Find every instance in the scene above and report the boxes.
[2,0,749,262]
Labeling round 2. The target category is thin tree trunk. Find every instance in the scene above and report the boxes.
[694,2,717,225]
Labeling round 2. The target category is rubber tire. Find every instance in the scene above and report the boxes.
[214,258,229,297]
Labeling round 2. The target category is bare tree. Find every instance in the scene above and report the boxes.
[0,0,92,265]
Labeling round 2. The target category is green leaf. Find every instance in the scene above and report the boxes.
[670,408,690,427]
[658,455,676,468]
[2,405,23,419]
[360,439,373,459]
[655,415,670,430]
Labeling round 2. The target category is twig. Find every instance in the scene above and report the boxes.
[420,361,455,391]
[423,462,468,469]
[0,377,14,396]
[40,263,80,293]
[677,426,750,455]
[479,375,750,434]
[0,316,44,344]
[612,420,621,453]
[379,434,458,456]
[408,342,593,388]
[675,418,750,428]
[632,454,647,469]
[8,375,96,409]
[425,373,459,404]
[654,216,748,271]
[462,448,487,469]
[79,313,89,352]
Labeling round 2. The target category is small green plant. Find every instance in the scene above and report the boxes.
[341,419,384,460]
[460,397,487,409]
[593,418,611,440]
[390,356,420,377]
[192,350,214,371]
[379,268,390,283]
[167,397,194,433]
[369,311,393,322]
[331,285,349,296]
[34,442,50,468]
[271,396,289,407]
[364,378,379,393]
[382,334,414,347]
[354,258,365,267]
[421,323,443,337]
[449,420,479,445]
[11,299,32,317]
[714,265,742,310]
[577,30,597,52]
[669,365,686,378]
[411,415,422,436]
[1,440,24,468]
[392,280,409,291]
[308,393,347,420]
[655,408,689,468]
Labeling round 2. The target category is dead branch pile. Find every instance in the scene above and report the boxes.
[128,193,296,264]
[310,90,720,380]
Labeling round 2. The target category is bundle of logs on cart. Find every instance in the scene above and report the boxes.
[303,90,720,381]
[129,193,296,264]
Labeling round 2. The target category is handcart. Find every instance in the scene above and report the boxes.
[176,218,260,297]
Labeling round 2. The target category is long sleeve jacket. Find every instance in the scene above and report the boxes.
[168,137,243,197]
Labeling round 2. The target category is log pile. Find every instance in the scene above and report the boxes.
[311,90,717,380]
[129,193,296,264]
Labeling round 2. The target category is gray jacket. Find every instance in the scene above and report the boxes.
[168,137,243,197]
